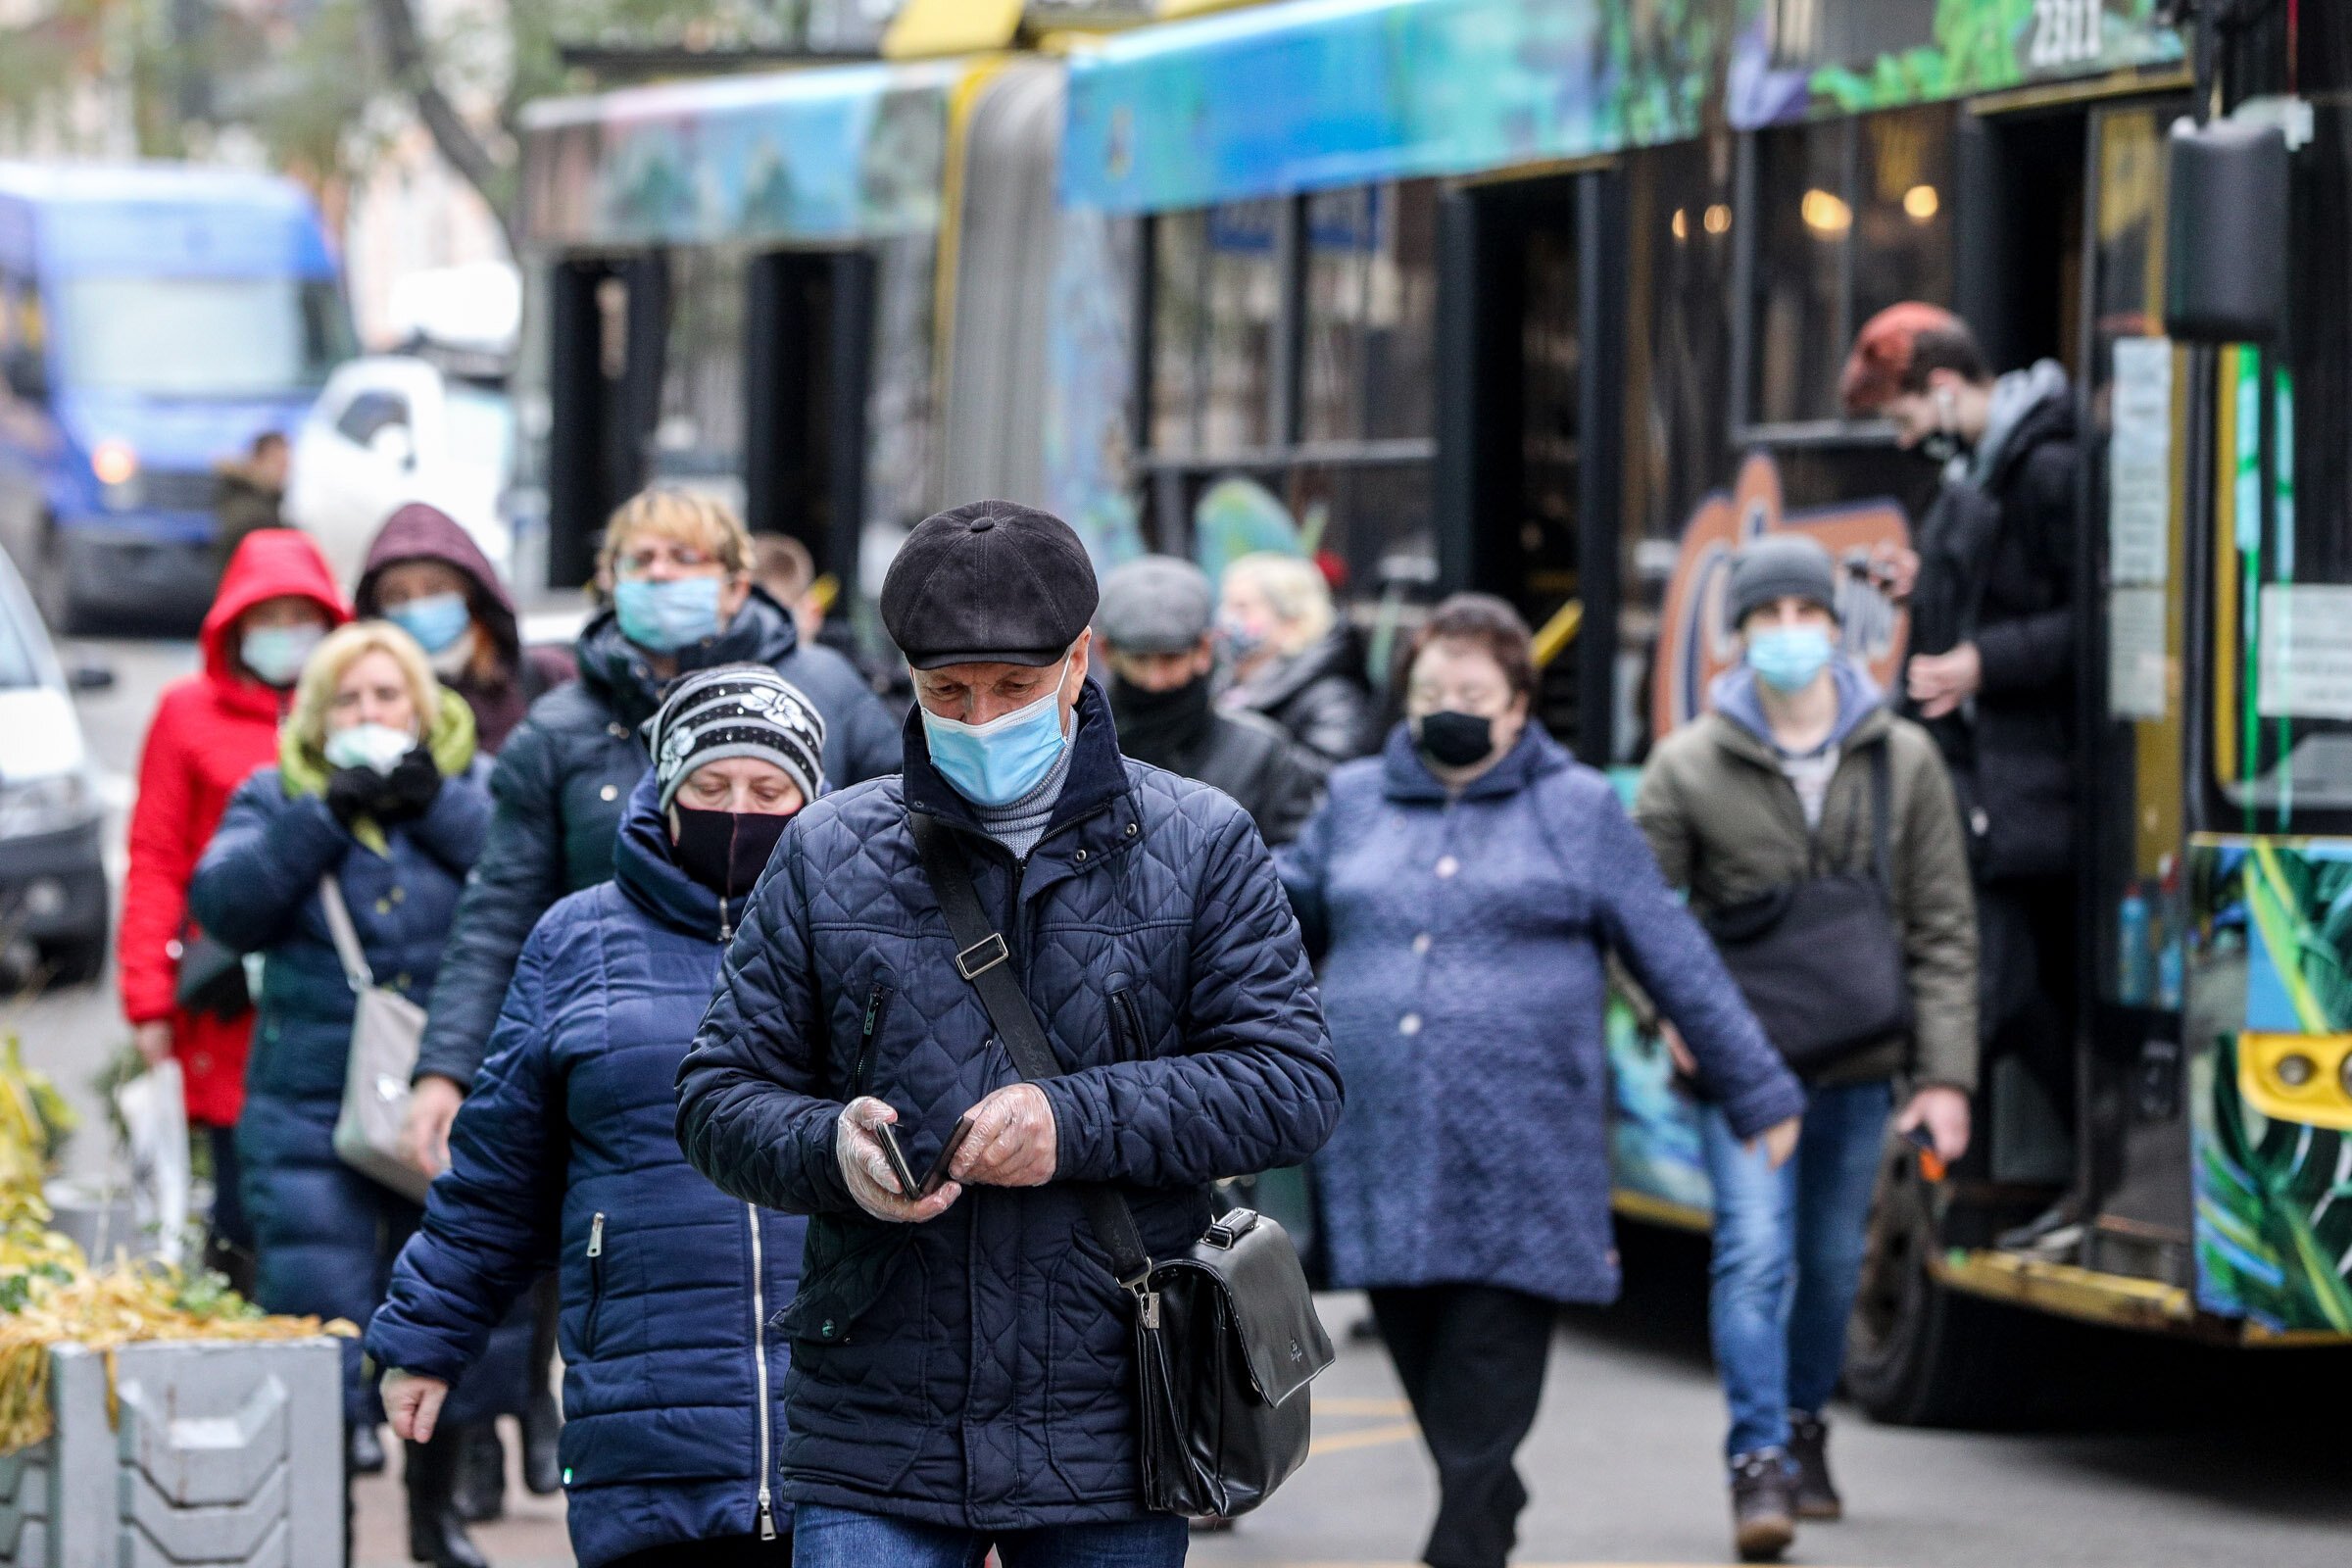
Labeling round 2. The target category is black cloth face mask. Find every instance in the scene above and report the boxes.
[1414,710,1494,768]
[1110,673,1214,765]
[670,807,793,902]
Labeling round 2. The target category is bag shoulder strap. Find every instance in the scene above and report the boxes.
[1869,742,1894,895]
[317,875,375,993]
[908,812,1155,1290]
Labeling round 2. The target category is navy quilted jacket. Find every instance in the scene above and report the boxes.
[416,591,901,1090]
[1278,725,1804,1305]
[368,770,806,1564]
[189,760,524,1428]
[675,682,1342,1529]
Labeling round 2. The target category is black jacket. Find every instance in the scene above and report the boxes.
[1109,680,1323,847]
[1224,626,1376,766]
[414,592,901,1088]
[1906,387,2080,882]
[674,683,1342,1528]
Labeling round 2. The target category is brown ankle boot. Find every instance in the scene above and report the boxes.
[1730,1448,1796,1562]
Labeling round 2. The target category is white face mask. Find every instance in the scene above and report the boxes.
[323,721,418,775]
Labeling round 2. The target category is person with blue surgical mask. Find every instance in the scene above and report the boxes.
[675,500,1342,1568]
[1635,533,1976,1561]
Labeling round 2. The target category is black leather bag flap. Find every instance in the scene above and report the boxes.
[1158,1209,1333,1407]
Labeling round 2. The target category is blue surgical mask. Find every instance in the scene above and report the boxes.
[323,720,418,774]
[384,592,471,654]
[614,576,724,653]
[1216,613,1269,662]
[241,623,323,687]
[1746,625,1836,694]
[920,661,1073,808]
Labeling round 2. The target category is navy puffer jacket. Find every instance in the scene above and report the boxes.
[190,757,524,1428]
[415,591,901,1090]
[676,681,1342,1530]
[368,771,804,1565]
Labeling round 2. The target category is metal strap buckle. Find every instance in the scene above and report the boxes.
[956,932,1009,980]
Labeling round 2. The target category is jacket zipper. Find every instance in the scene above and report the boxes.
[746,1202,777,1540]
[584,1211,606,1350]
[1110,989,1146,1060]
[849,983,894,1097]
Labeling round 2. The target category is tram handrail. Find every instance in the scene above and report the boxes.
[1532,600,1583,670]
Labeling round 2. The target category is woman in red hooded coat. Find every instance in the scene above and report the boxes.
[119,529,347,1279]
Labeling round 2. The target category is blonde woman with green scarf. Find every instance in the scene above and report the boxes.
[190,620,523,1567]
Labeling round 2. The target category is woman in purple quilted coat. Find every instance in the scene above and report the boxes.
[1276,594,1803,1568]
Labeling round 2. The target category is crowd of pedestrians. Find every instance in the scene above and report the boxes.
[105,295,2076,1568]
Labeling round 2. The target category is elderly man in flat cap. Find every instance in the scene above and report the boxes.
[677,500,1342,1567]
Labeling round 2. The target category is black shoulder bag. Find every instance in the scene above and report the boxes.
[910,812,1334,1519]
[1702,745,1913,1078]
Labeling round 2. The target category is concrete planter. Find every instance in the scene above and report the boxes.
[0,1338,343,1567]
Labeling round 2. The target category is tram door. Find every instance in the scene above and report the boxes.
[547,255,667,588]
[1436,171,1625,764]
[745,251,874,589]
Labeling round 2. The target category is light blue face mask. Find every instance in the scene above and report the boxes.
[241,623,323,688]
[384,591,471,654]
[1746,625,1836,694]
[614,576,724,653]
[920,661,1072,808]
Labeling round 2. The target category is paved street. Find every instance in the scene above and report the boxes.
[29,639,2352,1568]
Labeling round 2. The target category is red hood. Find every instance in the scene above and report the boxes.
[199,528,350,685]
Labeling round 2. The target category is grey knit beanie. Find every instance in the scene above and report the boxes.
[1724,534,1840,630]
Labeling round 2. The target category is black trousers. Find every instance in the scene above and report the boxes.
[1368,1285,1557,1568]
[1979,874,2078,1128]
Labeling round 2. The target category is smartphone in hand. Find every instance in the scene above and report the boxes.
[875,1112,979,1200]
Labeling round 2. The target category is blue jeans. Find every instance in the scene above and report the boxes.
[792,1504,1189,1568]
[1700,1079,1891,1462]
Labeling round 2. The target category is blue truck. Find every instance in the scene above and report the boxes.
[0,163,351,630]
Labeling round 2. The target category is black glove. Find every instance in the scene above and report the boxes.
[372,746,444,824]
[324,766,383,830]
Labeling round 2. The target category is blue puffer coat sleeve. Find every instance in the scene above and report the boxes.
[674,832,858,1218]
[1580,786,1802,1141]
[368,929,564,1381]
[186,779,352,953]
[1037,809,1342,1187]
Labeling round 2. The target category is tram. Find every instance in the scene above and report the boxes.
[514,0,2352,1418]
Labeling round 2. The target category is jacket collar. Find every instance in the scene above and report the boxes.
[1230,625,1362,713]
[903,679,1137,869]
[1705,670,1893,771]
[612,771,724,937]
[1378,718,1567,804]
[574,587,803,731]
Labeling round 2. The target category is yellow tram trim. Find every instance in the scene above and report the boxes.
[1608,1188,1709,1235]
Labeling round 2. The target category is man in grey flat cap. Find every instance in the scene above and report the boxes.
[1097,554,1325,846]
[677,501,1341,1565]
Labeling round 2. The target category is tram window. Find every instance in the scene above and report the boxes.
[1304,180,1440,444]
[655,248,747,483]
[1749,105,1957,427]
[1149,201,1280,459]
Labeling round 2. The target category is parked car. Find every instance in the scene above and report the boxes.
[286,355,516,590]
[0,161,352,632]
[0,545,109,985]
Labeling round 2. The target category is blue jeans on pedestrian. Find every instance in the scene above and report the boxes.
[1700,1078,1892,1463]
[792,1504,1190,1568]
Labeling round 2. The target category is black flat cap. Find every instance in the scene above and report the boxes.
[881,500,1100,668]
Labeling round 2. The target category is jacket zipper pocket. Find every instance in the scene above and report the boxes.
[1109,989,1147,1061]
[584,1211,607,1354]
[848,983,894,1098]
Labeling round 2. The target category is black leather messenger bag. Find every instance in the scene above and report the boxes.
[910,811,1334,1519]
